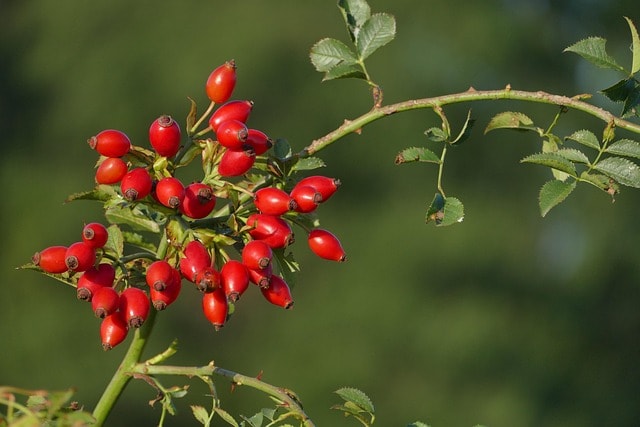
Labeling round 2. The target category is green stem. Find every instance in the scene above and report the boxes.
[300,87,640,156]
[437,146,448,197]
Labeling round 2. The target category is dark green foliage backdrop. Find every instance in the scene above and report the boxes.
[1,1,639,426]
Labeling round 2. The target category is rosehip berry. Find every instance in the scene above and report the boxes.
[205,60,237,104]
[217,147,256,177]
[149,115,181,158]
[290,185,322,213]
[65,241,96,272]
[208,100,253,132]
[248,263,272,288]
[202,288,228,330]
[91,286,120,319]
[154,176,185,209]
[145,260,176,291]
[77,263,116,301]
[82,222,109,249]
[180,182,216,219]
[88,129,131,158]
[215,119,248,150]
[195,266,221,293]
[179,240,211,283]
[119,287,150,329]
[308,229,346,262]
[100,312,128,351]
[241,240,273,270]
[246,213,294,249]
[296,175,341,202]
[150,268,182,310]
[260,275,293,309]
[221,260,250,302]
[253,187,296,216]
[120,167,153,201]
[95,157,128,185]
[246,129,273,155]
[32,245,68,274]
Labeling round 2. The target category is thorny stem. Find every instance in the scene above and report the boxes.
[299,87,640,157]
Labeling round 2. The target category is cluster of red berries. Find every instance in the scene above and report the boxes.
[29,59,346,350]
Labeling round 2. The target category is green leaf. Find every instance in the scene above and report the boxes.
[564,37,625,72]
[606,139,640,159]
[121,231,157,252]
[622,85,640,117]
[593,156,640,187]
[105,203,162,233]
[625,17,640,74]
[601,78,636,102]
[355,13,396,60]
[565,129,600,150]
[425,193,464,226]
[186,97,198,135]
[521,152,577,177]
[538,180,577,217]
[240,412,263,427]
[424,127,448,142]
[580,171,619,194]
[450,110,475,145]
[484,111,540,134]
[291,157,326,172]
[65,185,119,203]
[394,147,441,164]
[104,224,124,258]
[556,148,590,164]
[191,405,210,426]
[334,387,375,413]
[213,407,239,427]
[338,0,371,42]
[272,138,292,161]
[321,62,366,81]
[310,38,358,72]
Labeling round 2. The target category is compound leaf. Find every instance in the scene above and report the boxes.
[593,156,640,187]
[539,179,577,217]
[564,37,625,72]
[356,13,396,60]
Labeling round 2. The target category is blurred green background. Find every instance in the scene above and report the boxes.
[1,0,639,426]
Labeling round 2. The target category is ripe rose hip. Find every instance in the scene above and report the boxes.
[221,260,250,302]
[180,182,216,219]
[91,286,120,319]
[260,275,293,309]
[254,187,296,216]
[206,60,237,104]
[179,240,211,283]
[77,263,116,301]
[202,288,228,330]
[82,222,109,249]
[246,129,272,155]
[308,229,346,262]
[217,147,256,177]
[241,240,273,270]
[32,245,68,274]
[149,115,181,158]
[95,157,128,185]
[145,260,176,291]
[296,175,341,202]
[215,119,249,150]
[195,266,221,293]
[154,176,185,209]
[100,311,128,351]
[119,287,150,328]
[121,167,153,201]
[150,268,182,310]
[208,100,253,132]
[65,241,96,272]
[88,129,131,158]
[290,184,322,213]
[246,213,294,249]
[248,263,272,288]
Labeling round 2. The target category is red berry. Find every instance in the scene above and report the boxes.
[260,275,293,309]
[290,185,322,213]
[195,266,221,293]
[82,222,109,249]
[32,245,68,274]
[179,240,211,282]
[95,157,128,185]
[246,213,294,249]
[246,129,272,155]
[145,260,176,291]
[154,176,185,209]
[65,241,96,272]
[202,288,228,330]
[205,60,237,104]
[150,267,182,310]
[208,100,253,132]
[248,263,272,288]
[296,175,341,202]
[308,229,346,262]
[217,147,256,177]
[119,287,150,329]
[100,312,128,351]
[88,129,131,158]
[221,260,250,302]
[180,182,216,219]
[77,263,116,301]
[215,119,249,150]
[254,187,296,216]
[241,240,273,270]
[120,167,153,201]
[149,115,181,157]
[91,286,120,319]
